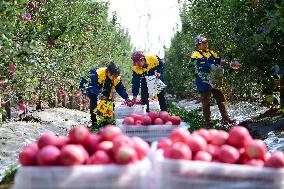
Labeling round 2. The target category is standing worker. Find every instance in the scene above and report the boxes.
[191,35,236,127]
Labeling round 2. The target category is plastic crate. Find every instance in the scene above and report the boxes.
[114,105,147,119]
[116,119,189,142]
[12,159,151,189]
[152,150,284,189]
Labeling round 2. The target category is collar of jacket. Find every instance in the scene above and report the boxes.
[96,67,120,86]
[132,54,159,74]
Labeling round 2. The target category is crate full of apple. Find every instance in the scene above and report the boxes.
[117,111,189,142]
[152,126,284,189]
[13,126,151,189]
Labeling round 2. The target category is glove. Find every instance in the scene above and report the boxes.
[125,99,133,107]
[155,72,161,78]
[99,95,107,100]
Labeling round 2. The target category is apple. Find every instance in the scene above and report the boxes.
[59,144,86,166]
[88,150,112,165]
[37,145,60,166]
[68,126,90,145]
[132,136,150,160]
[114,146,138,164]
[227,126,252,148]
[245,139,267,160]
[186,134,207,153]
[193,129,211,142]
[55,136,69,149]
[157,138,172,150]
[8,64,16,72]
[210,130,228,146]
[135,120,143,125]
[217,145,240,164]
[264,151,284,168]
[100,125,122,141]
[129,113,142,122]
[164,142,192,160]
[84,134,101,153]
[37,132,58,149]
[123,117,135,125]
[154,118,164,125]
[169,128,190,143]
[19,143,38,166]
[148,111,159,122]
[141,115,152,126]
[159,111,170,122]
[27,2,36,9]
[194,151,212,162]
[245,159,264,167]
[204,144,218,158]
[169,116,181,125]
[96,141,113,154]
[165,121,173,125]
[112,135,134,154]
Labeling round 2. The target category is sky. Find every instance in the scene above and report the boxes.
[108,0,182,58]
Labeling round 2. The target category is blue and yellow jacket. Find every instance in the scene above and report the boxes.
[190,49,221,93]
[132,54,165,96]
[80,67,129,100]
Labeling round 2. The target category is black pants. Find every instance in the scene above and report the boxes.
[141,81,167,112]
[87,93,98,125]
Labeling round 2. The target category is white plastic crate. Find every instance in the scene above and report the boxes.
[152,150,284,189]
[12,159,151,189]
[114,105,147,119]
[116,119,189,142]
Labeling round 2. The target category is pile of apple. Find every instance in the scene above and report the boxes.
[122,111,181,126]
[19,126,150,166]
[157,126,284,168]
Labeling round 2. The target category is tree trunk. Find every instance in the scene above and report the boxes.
[281,74,284,109]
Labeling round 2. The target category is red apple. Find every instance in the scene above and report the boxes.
[217,145,240,164]
[154,118,164,125]
[123,117,135,125]
[68,126,90,145]
[27,2,36,9]
[227,126,252,148]
[194,151,212,162]
[210,130,228,146]
[19,143,39,166]
[159,111,170,122]
[37,145,60,166]
[141,115,152,126]
[194,129,211,142]
[148,111,159,123]
[169,128,190,143]
[157,138,172,150]
[59,144,86,166]
[84,134,101,154]
[114,146,138,164]
[165,121,173,125]
[132,136,150,160]
[87,150,112,165]
[37,132,58,149]
[204,144,218,158]
[245,159,264,167]
[135,120,143,125]
[8,64,16,72]
[164,142,192,160]
[264,151,284,168]
[186,134,207,153]
[245,139,267,160]
[170,116,181,125]
[100,125,122,141]
[96,141,113,154]
[112,135,134,154]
